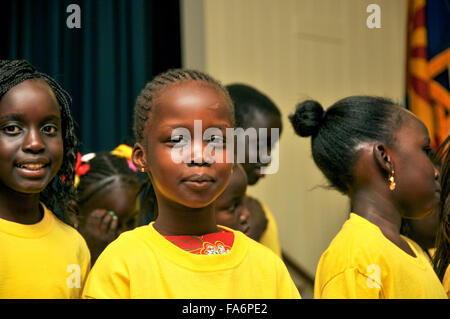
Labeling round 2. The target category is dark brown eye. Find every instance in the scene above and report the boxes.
[3,125,21,134]
[42,124,58,135]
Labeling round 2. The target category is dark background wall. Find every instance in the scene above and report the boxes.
[0,0,182,153]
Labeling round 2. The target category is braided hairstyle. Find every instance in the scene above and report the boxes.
[134,68,234,143]
[433,135,450,281]
[0,60,78,224]
[76,152,143,205]
[133,69,234,218]
[289,96,404,195]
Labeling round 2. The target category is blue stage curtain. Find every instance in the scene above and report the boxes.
[1,0,181,153]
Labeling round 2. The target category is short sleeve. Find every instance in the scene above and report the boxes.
[317,267,382,299]
[82,244,130,299]
[259,204,282,257]
[78,237,91,293]
[275,256,302,299]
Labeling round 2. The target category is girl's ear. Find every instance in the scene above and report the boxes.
[132,143,147,172]
[373,143,393,174]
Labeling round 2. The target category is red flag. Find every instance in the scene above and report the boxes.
[406,0,450,148]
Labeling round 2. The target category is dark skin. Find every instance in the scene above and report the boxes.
[132,81,234,236]
[241,109,282,186]
[350,110,440,257]
[242,196,267,241]
[0,79,63,225]
[76,179,141,263]
[403,148,441,251]
[215,164,250,234]
[240,109,281,241]
[405,208,440,250]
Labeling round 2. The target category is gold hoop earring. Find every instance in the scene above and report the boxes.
[140,168,145,173]
[388,170,396,191]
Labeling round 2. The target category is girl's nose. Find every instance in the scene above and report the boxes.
[189,140,211,166]
[23,129,45,153]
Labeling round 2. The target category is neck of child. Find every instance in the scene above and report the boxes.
[350,188,402,238]
[153,201,220,236]
[0,186,43,224]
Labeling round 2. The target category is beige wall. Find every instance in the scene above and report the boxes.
[181,0,407,277]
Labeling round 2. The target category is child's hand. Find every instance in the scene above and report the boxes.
[79,209,119,264]
[243,196,268,241]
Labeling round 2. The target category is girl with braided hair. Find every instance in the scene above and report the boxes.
[289,96,446,298]
[82,69,300,299]
[0,60,90,298]
[73,146,149,265]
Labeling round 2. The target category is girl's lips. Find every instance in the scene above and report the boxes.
[16,163,47,170]
[181,173,216,190]
[14,162,50,179]
[182,180,215,191]
[182,173,215,182]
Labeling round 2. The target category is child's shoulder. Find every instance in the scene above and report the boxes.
[320,214,389,270]
[51,214,87,248]
[109,224,150,248]
[97,225,155,259]
[234,228,284,264]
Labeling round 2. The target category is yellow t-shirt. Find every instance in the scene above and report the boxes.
[314,213,447,299]
[0,203,91,298]
[427,248,450,298]
[82,223,300,299]
[259,203,282,257]
[443,266,450,298]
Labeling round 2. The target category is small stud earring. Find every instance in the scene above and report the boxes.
[388,170,396,191]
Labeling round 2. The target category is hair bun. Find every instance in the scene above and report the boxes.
[289,100,325,137]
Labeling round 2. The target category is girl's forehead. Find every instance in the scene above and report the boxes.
[5,78,54,97]
[156,81,229,107]
[393,112,430,145]
[0,79,60,116]
[400,111,428,133]
[149,81,233,126]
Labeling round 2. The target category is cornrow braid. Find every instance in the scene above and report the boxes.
[76,152,143,204]
[0,60,79,225]
[133,68,234,143]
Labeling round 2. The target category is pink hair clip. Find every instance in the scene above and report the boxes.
[127,159,137,172]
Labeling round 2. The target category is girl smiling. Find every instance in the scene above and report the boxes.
[0,60,90,298]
